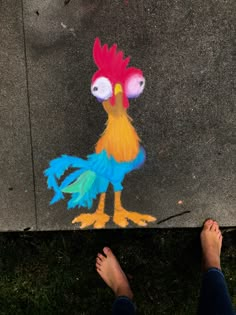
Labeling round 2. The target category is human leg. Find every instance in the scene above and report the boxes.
[198,219,235,315]
[96,247,135,315]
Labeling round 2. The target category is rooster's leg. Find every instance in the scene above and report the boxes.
[72,193,110,229]
[113,191,156,228]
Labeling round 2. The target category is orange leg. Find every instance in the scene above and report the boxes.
[113,191,157,228]
[72,193,110,229]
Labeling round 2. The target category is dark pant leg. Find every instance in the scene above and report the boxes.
[112,296,136,315]
[198,268,235,315]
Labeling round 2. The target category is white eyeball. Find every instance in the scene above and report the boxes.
[91,77,112,101]
[125,74,145,99]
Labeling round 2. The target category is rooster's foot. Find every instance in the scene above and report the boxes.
[72,211,110,229]
[113,207,156,228]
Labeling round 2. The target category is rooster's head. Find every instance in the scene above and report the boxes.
[91,38,145,114]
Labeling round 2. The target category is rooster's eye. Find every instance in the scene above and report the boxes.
[125,74,145,99]
[91,77,112,101]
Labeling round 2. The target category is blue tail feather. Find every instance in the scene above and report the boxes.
[44,154,109,209]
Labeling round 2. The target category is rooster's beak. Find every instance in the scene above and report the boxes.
[114,83,123,95]
[103,83,127,114]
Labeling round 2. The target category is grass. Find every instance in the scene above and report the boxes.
[0,228,235,315]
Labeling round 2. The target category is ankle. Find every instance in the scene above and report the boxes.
[203,260,221,272]
[115,285,133,300]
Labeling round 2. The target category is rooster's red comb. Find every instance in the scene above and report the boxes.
[93,38,131,81]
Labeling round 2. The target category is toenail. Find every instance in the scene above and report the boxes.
[103,247,110,253]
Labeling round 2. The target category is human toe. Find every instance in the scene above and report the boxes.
[212,221,219,232]
[97,253,106,261]
[103,247,113,257]
[96,262,101,270]
[203,219,214,230]
[96,265,102,274]
[96,257,102,265]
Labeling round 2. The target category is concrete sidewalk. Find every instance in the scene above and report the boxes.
[0,0,235,231]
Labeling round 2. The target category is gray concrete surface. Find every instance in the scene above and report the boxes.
[1,0,235,230]
[0,0,36,231]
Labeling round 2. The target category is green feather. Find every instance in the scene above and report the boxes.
[61,170,96,198]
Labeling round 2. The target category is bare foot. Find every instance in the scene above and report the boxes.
[96,247,133,299]
[200,219,223,271]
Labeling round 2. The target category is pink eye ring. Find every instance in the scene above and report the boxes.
[125,74,145,99]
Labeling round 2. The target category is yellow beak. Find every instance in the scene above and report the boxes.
[114,83,123,95]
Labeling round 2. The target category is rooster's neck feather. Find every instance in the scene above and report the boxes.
[95,113,140,162]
